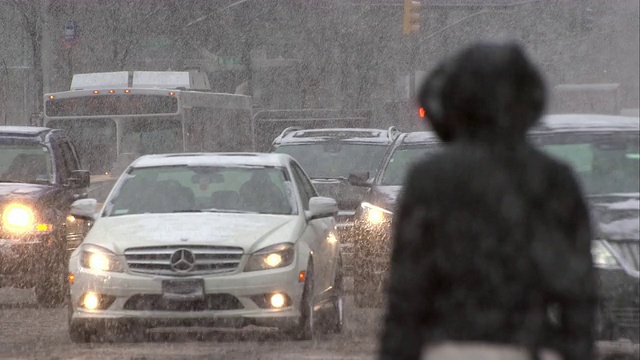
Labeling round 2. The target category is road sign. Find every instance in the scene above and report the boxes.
[62,21,79,49]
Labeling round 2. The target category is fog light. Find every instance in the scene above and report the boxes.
[270,293,286,308]
[82,292,100,310]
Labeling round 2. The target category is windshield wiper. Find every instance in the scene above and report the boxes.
[311,176,348,182]
[172,209,203,213]
[201,208,258,214]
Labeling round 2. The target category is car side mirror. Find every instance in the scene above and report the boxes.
[348,172,371,187]
[68,170,90,188]
[306,196,339,220]
[70,198,98,221]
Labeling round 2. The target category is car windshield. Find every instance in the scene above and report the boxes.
[274,143,388,179]
[381,145,440,185]
[0,142,53,184]
[534,131,640,196]
[104,165,296,216]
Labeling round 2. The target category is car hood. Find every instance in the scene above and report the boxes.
[369,185,403,212]
[83,213,302,255]
[312,179,369,210]
[0,182,54,203]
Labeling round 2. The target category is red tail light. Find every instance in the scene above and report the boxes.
[419,107,426,118]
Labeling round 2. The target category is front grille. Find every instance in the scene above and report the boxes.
[608,240,640,272]
[123,294,243,311]
[608,307,640,328]
[124,246,243,276]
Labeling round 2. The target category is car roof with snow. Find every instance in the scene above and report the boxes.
[0,126,52,137]
[130,153,294,169]
[536,114,639,132]
[273,127,401,145]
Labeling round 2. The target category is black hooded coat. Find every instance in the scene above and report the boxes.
[379,42,597,360]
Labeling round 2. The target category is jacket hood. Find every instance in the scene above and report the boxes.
[418,41,547,144]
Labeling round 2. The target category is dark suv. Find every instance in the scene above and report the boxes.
[271,127,400,271]
[530,114,639,342]
[348,131,441,307]
[0,126,90,306]
[350,115,639,343]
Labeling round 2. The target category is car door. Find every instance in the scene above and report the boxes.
[290,161,337,296]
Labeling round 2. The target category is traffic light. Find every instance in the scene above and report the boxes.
[403,0,421,35]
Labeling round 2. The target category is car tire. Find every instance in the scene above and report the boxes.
[353,273,380,308]
[35,244,67,308]
[286,262,317,341]
[68,321,95,343]
[324,257,344,334]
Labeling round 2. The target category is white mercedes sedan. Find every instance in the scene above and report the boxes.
[66,153,343,342]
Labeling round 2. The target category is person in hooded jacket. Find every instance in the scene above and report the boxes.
[378,41,597,360]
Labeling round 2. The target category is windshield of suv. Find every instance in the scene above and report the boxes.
[381,145,440,185]
[274,144,388,179]
[0,143,53,184]
[105,165,295,216]
[534,132,640,195]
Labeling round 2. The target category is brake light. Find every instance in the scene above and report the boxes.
[419,107,425,118]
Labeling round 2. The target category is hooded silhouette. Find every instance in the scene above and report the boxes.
[379,42,596,360]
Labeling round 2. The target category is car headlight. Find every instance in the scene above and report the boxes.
[244,243,295,272]
[591,240,621,268]
[360,202,393,225]
[80,244,124,272]
[1,203,52,234]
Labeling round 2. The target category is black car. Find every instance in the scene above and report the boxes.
[271,127,400,270]
[350,115,639,342]
[530,114,639,342]
[0,126,90,306]
[348,131,441,307]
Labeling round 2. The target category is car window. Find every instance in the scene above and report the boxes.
[535,132,640,195]
[0,142,53,184]
[274,143,388,179]
[381,145,440,185]
[59,141,79,182]
[105,165,296,216]
[290,162,317,210]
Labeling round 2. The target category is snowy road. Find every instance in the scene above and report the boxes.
[0,286,381,360]
[1,287,638,360]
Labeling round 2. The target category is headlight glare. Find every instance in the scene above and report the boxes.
[361,202,393,225]
[80,245,124,272]
[591,240,621,268]
[2,204,35,233]
[245,243,295,272]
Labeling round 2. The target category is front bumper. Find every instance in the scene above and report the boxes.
[350,219,392,282]
[0,236,53,286]
[69,264,306,330]
[596,267,640,341]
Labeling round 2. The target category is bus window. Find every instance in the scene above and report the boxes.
[119,117,183,155]
[185,108,252,152]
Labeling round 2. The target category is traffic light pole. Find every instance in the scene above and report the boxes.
[409,34,418,100]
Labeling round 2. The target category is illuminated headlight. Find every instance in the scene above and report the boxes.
[80,244,124,272]
[591,240,622,268]
[360,202,393,225]
[1,203,52,234]
[245,243,295,272]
